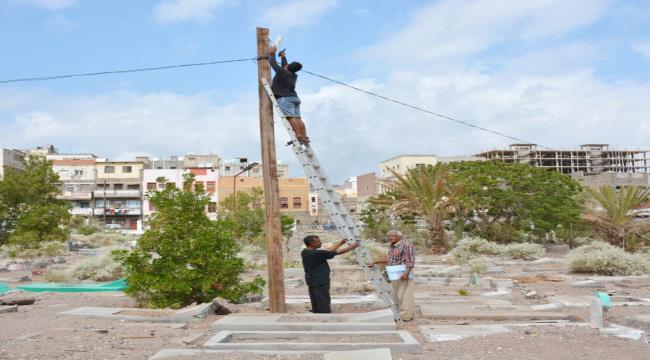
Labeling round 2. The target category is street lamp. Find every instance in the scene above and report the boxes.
[232,161,259,227]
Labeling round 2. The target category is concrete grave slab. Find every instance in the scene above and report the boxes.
[623,315,650,328]
[323,348,392,360]
[480,289,513,300]
[600,324,648,343]
[149,348,393,360]
[419,324,512,342]
[0,305,18,314]
[203,330,421,353]
[212,309,395,331]
[570,280,605,288]
[419,304,566,321]
[261,294,385,312]
[58,302,214,323]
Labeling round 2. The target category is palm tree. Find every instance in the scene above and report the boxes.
[385,164,456,252]
[583,186,650,251]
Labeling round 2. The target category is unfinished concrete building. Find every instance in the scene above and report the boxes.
[476,144,650,187]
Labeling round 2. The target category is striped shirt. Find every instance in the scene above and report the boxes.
[387,240,415,269]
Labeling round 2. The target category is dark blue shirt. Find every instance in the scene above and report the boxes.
[269,53,298,98]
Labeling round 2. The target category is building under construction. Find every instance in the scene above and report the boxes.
[475,144,650,175]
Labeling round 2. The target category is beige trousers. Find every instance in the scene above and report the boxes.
[391,278,415,321]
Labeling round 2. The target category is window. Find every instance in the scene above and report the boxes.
[96,199,108,207]
[104,166,115,173]
[65,184,76,192]
[78,201,90,208]
[127,184,139,190]
[147,182,157,191]
[206,181,216,192]
[126,200,140,209]
[292,197,302,209]
[311,196,316,202]
[224,166,230,171]
[96,183,106,188]
[415,163,425,169]
[208,202,217,213]
[74,169,83,176]
[280,197,289,209]
[122,166,132,173]
[113,184,123,190]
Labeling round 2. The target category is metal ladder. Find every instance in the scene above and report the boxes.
[261,78,401,321]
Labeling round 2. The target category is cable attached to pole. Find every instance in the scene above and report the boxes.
[0,57,257,84]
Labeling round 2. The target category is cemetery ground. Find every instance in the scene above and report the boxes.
[1,231,650,359]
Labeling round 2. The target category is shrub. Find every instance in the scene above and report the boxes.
[3,241,65,259]
[72,252,124,281]
[451,236,505,259]
[114,174,265,308]
[505,243,545,260]
[77,225,99,236]
[566,242,650,276]
[466,256,489,274]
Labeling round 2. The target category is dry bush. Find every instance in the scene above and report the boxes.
[45,252,125,283]
[566,241,650,276]
[70,232,136,248]
[505,243,545,260]
[451,236,505,258]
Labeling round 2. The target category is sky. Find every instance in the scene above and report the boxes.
[1,0,649,183]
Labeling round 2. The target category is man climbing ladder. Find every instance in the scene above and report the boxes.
[268,45,308,145]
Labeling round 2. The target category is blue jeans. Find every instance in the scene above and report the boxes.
[277,96,301,117]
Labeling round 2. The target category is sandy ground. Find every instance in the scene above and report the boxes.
[1,232,650,359]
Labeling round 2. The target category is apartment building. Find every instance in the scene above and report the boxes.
[0,148,25,179]
[142,167,219,220]
[49,154,97,217]
[475,144,650,188]
[220,159,289,178]
[95,159,144,230]
[356,172,378,212]
[218,176,310,223]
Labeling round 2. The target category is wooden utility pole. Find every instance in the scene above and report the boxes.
[256,27,286,313]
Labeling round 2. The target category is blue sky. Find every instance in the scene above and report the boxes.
[1,0,650,182]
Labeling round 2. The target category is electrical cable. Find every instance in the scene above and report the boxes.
[302,69,547,148]
[0,57,257,84]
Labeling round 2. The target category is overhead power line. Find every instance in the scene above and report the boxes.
[0,57,257,84]
[0,55,543,147]
[302,70,545,147]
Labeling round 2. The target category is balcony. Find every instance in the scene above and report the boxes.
[70,208,93,216]
[58,191,93,200]
[93,190,141,198]
[94,208,141,216]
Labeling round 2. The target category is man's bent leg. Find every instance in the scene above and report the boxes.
[287,117,308,143]
[311,284,331,313]
[391,279,414,321]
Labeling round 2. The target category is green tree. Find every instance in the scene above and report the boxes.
[382,164,457,251]
[0,155,70,247]
[583,186,650,251]
[219,187,295,248]
[219,187,265,244]
[447,161,582,242]
[113,174,264,308]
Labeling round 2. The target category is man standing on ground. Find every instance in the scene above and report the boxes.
[372,230,416,321]
[268,46,308,145]
[301,235,358,313]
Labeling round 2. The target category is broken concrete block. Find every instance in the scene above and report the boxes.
[0,305,18,314]
[525,291,540,299]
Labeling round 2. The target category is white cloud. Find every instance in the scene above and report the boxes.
[152,0,229,24]
[364,0,610,64]
[45,14,77,32]
[0,90,262,164]
[260,0,337,32]
[632,42,650,61]
[11,0,76,10]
